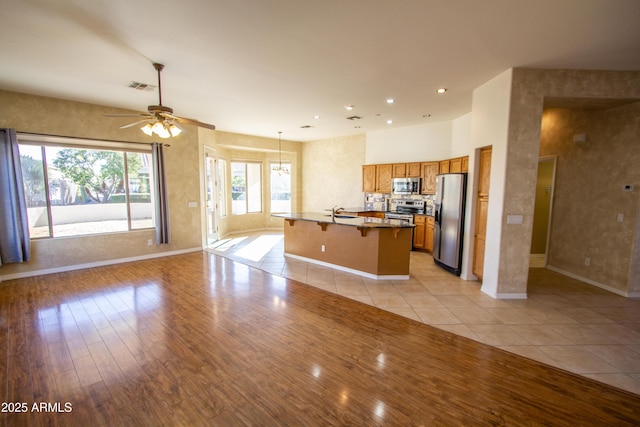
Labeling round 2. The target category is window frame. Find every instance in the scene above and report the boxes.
[230,160,262,215]
[269,161,292,214]
[17,133,155,239]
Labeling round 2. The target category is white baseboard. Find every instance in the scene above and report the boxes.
[284,253,410,281]
[480,288,528,300]
[546,265,634,297]
[0,247,202,282]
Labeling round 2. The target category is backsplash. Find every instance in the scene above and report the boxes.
[364,193,435,215]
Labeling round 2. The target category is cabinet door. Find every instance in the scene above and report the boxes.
[392,163,407,178]
[376,164,393,193]
[407,162,421,177]
[439,160,450,174]
[362,165,376,192]
[473,147,492,280]
[425,218,434,253]
[478,149,492,196]
[450,157,462,173]
[420,162,439,194]
[461,156,469,172]
[413,215,426,249]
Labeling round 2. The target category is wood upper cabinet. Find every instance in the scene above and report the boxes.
[420,162,439,194]
[439,160,450,174]
[461,156,469,172]
[392,163,406,178]
[362,165,377,192]
[376,164,393,193]
[450,157,462,173]
[393,162,421,178]
[407,162,421,177]
[363,164,393,193]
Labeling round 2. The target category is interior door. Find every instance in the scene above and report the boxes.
[204,150,218,245]
[473,147,492,280]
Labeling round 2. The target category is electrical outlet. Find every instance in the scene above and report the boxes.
[321,245,325,252]
[617,213,624,223]
[584,257,591,267]
[148,239,153,246]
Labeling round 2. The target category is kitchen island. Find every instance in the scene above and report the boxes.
[272,212,414,279]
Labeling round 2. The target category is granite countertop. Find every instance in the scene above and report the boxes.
[272,212,414,228]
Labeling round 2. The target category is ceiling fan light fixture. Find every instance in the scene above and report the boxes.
[141,123,154,136]
[169,124,182,137]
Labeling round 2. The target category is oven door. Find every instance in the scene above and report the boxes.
[384,213,413,224]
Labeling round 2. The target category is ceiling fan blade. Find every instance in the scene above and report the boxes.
[175,116,216,131]
[119,118,153,129]
[105,112,152,118]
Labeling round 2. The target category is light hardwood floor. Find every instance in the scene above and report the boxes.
[210,232,640,396]
[1,250,640,425]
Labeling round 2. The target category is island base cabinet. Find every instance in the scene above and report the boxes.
[282,220,412,278]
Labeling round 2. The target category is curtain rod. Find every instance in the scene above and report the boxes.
[16,131,171,147]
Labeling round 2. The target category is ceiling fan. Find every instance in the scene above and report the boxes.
[106,63,216,138]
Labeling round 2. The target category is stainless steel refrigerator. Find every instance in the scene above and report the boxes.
[433,173,467,275]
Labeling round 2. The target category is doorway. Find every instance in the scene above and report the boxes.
[204,148,218,245]
[530,157,556,268]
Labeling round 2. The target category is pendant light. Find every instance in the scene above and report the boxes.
[272,131,289,175]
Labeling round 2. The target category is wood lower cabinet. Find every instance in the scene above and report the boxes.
[413,215,426,249]
[425,216,434,252]
[413,215,434,252]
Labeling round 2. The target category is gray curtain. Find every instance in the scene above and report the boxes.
[152,143,170,244]
[0,129,31,265]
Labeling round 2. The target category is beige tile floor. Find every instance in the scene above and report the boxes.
[207,232,640,395]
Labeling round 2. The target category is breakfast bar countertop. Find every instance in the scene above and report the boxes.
[272,212,414,228]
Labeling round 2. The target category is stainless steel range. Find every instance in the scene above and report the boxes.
[384,200,425,224]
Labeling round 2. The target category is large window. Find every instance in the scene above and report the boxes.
[231,162,261,215]
[19,141,154,238]
[270,163,291,213]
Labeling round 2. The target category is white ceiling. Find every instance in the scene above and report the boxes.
[1,0,639,142]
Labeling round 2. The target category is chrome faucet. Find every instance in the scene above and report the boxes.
[329,205,345,220]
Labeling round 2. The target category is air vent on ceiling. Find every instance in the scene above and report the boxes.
[346,115,363,120]
[300,125,314,129]
[128,81,156,92]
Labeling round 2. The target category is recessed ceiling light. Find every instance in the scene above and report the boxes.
[386,98,394,104]
[345,105,354,110]
[386,119,393,124]
[313,115,320,119]
[436,88,447,94]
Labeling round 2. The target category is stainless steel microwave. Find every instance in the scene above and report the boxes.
[392,177,421,194]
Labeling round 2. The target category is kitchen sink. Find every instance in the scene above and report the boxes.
[323,214,358,219]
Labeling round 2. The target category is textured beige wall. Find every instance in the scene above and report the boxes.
[301,134,366,212]
[0,89,205,278]
[499,69,640,296]
[540,105,640,292]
